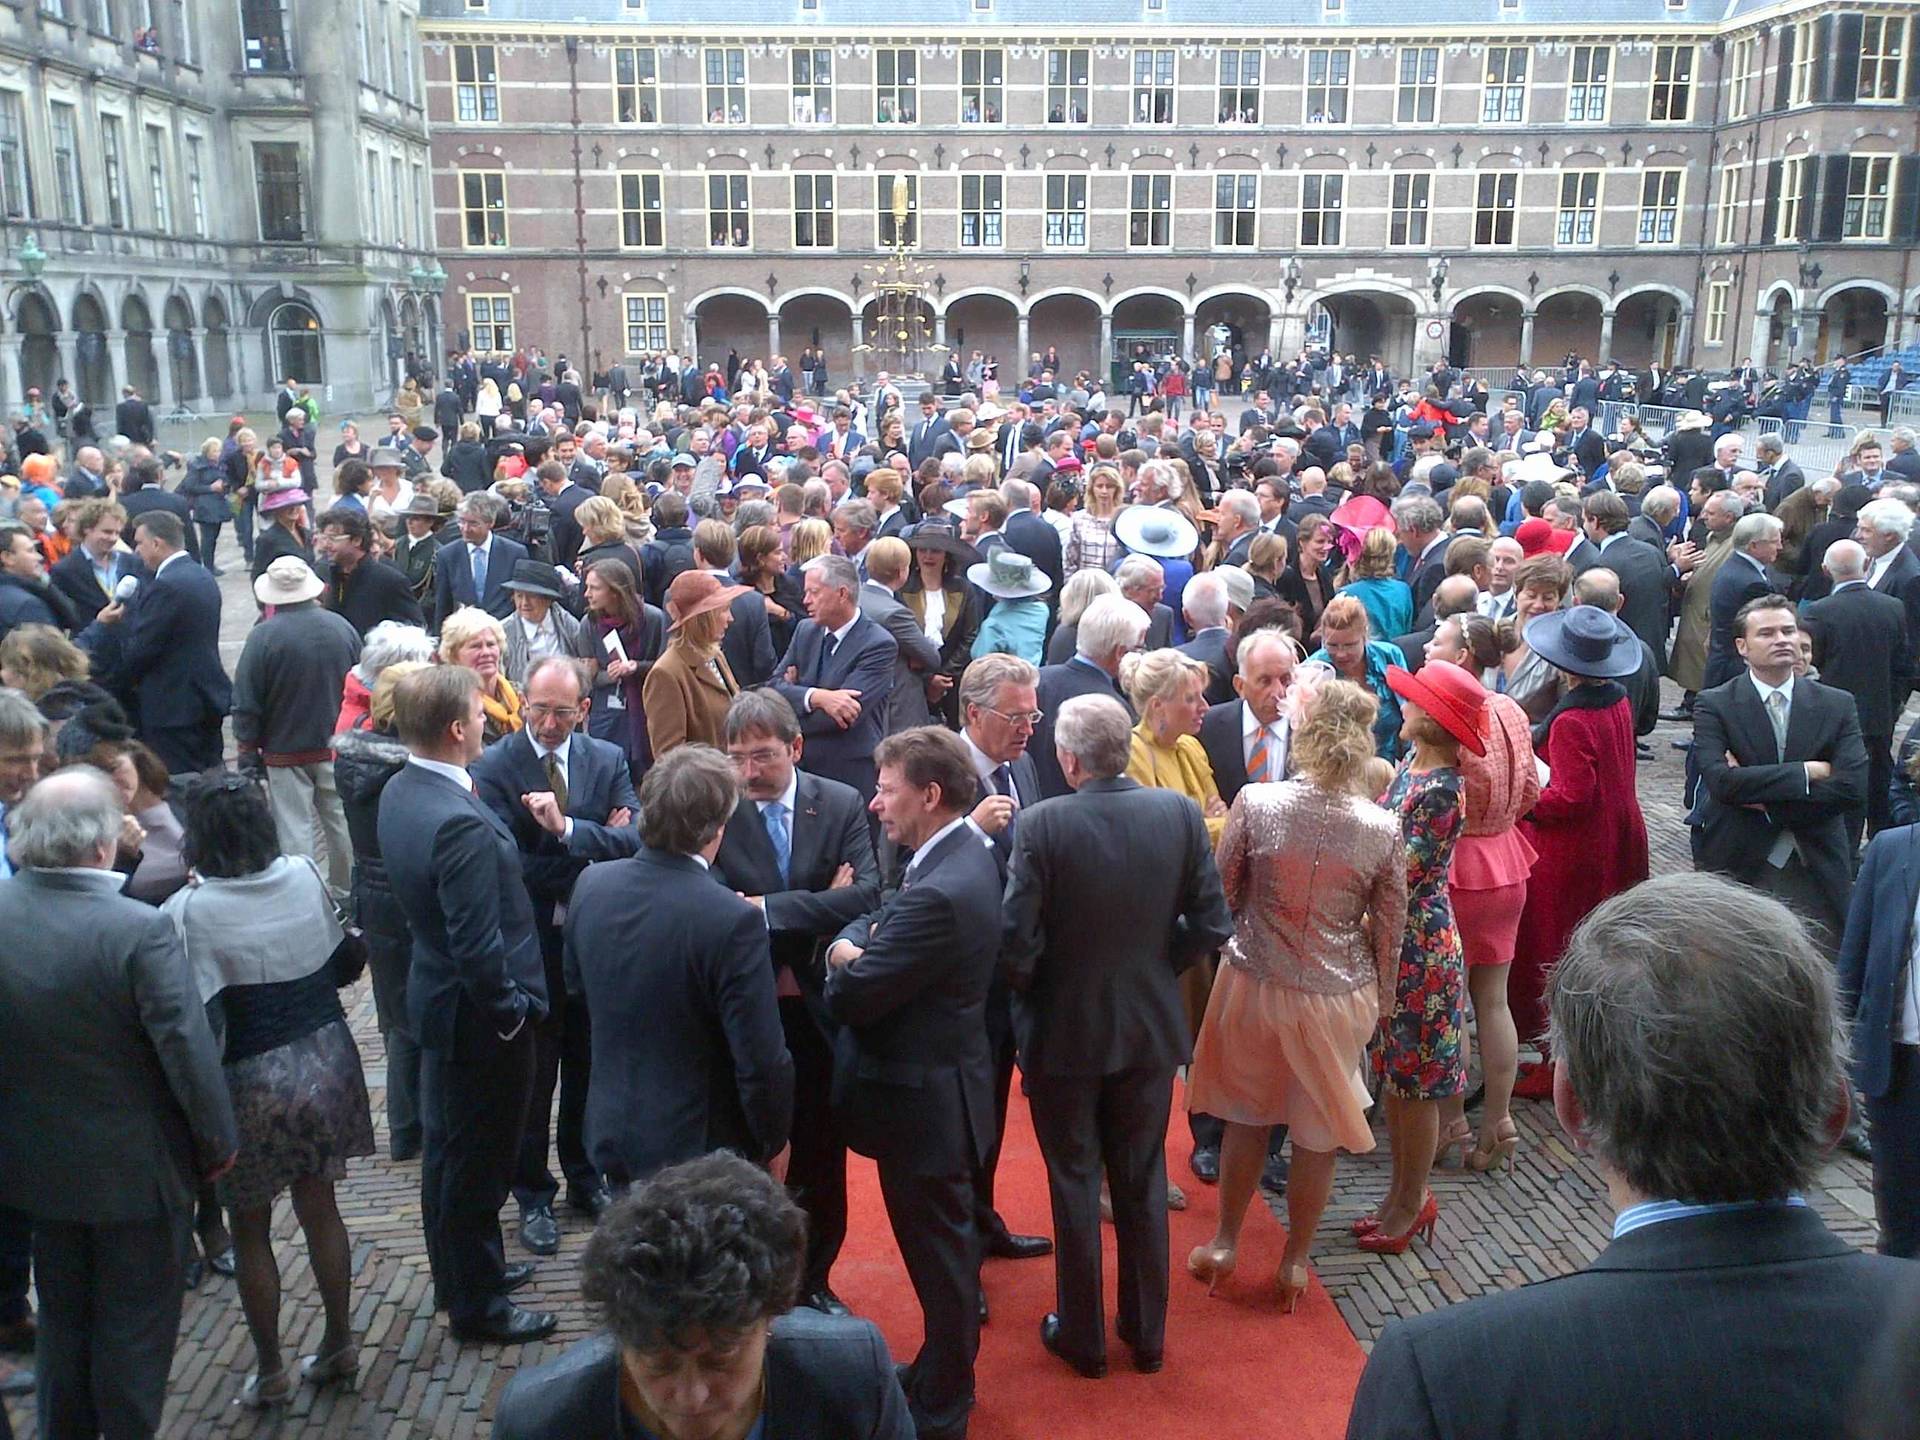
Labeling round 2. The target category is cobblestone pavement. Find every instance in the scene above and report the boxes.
[2,496,1882,1438]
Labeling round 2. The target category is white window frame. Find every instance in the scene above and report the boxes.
[1397,47,1438,123]
[1715,165,1741,246]
[613,46,658,125]
[619,171,663,249]
[1481,46,1528,124]
[1044,172,1087,247]
[1859,16,1907,102]
[622,292,670,354]
[460,169,507,249]
[1778,155,1808,243]
[1305,48,1351,125]
[101,113,129,230]
[959,173,1004,248]
[1389,171,1429,247]
[1131,48,1176,126]
[1649,44,1693,122]
[468,293,514,353]
[959,47,1004,125]
[1217,48,1260,124]
[146,123,171,231]
[1728,35,1754,121]
[1473,170,1519,247]
[792,172,834,248]
[876,171,919,247]
[1213,172,1258,248]
[791,47,833,126]
[707,172,750,247]
[1045,48,1090,126]
[1788,20,1816,106]
[1299,172,1343,247]
[1567,45,1610,123]
[1704,279,1730,347]
[1555,171,1600,246]
[1126,171,1172,249]
[453,44,499,123]
[1636,168,1683,246]
[874,48,918,125]
[184,133,206,235]
[1843,155,1894,240]
[703,46,748,125]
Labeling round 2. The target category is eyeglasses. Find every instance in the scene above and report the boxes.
[526,704,581,721]
[728,747,790,768]
[983,706,1043,729]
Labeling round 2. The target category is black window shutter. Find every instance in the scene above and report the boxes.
[1814,154,1849,242]
[1811,16,1834,102]
[1908,26,1920,101]
[1893,155,1920,244]
[1773,25,1795,110]
[1830,14,1862,102]
[1761,159,1782,243]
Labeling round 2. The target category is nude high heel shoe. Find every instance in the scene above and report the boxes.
[1186,1243,1237,1296]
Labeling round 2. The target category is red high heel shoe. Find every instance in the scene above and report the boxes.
[1355,1192,1438,1255]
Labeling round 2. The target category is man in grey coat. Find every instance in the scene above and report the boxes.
[0,767,236,1440]
[858,537,944,734]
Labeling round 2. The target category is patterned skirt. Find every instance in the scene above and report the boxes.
[218,1018,376,1210]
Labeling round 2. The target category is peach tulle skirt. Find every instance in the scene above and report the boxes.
[1186,961,1380,1156]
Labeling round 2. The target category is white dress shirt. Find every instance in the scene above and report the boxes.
[920,585,948,647]
[1241,701,1291,781]
[1868,548,1900,591]
[906,815,971,878]
[407,754,474,792]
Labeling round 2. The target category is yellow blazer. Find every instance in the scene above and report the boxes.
[1126,723,1227,845]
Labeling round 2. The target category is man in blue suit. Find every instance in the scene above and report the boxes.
[773,555,897,801]
[1839,822,1920,1258]
[379,665,555,1345]
[96,510,231,774]
[432,491,529,623]
[471,656,641,1258]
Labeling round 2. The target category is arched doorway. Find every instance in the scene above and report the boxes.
[1025,291,1101,381]
[164,295,199,406]
[776,292,856,391]
[14,292,58,399]
[941,293,1019,389]
[1449,292,1524,370]
[691,292,770,373]
[1532,291,1604,370]
[400,296,423,365]
[71,293,113,406]
[203,294,233,402]
[378,297,401,394]
[1316,289,1418,376]
[121,294,160,400]
[1194,291,1274,372]
[1763,290,1796,369]
[423,298,441,369]
[1613,291,1684,368]
[1111,291,1185,392]
[1818,286,1890,365]
[269,300,324,386]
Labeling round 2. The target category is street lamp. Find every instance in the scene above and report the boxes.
[1428,255,1449,305]
[408,262,430,290]
[1282,257,1302,303]
[426,261,447,290]
[17,233,45,280]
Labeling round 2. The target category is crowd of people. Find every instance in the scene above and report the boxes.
[0,336,1917,1440]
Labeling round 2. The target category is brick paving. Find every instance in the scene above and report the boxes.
[1,460,1883,1436]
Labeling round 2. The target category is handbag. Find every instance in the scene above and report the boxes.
[301,856,370,988]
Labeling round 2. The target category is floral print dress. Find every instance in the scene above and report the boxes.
[1378,760,1468,1099]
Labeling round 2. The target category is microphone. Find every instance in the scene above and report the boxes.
[113,575,140,602]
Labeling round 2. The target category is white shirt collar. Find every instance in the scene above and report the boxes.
[1598,530,1628,551]
[906,814,971,875]
[960,729,1001,783]
[470,534,493,556]
[407,754,475,792]
[827,613,860,646]
[1240,700,1285,742]
[758,770,799,815]
[529,729,569,771]
[1750,671,1795,707]
[155,550,189,577]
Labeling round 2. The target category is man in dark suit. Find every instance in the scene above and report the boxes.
[1693,596,1866,955]
[433,491,530,623]
[565,744,794,1191]
[906,395,950,470]
[1214,490,1262,569]
[825,727,1006,1440]
[1858,497,1920,711]
[1565,404,1607,477]
[773,555,897,800]
[1582,491,1672,668]
[113,385,154,446]
[1758,435,1808,512]
[1116,554,1174,651]
[952,657,1054,1286]
[534,457,593,571]
[48,496,141,621]
[1002,481,1065,604]
[695,519,777,687]
[471,657,641,1255]
[95,510,231,774]
[1702,512,1783,691]
[1176,572,1235,706]
[1198,629,1296,809]
[118,452,201,566]
[1032,594,1143,800]
[712,690,882,1314]
[316,506,427,635]
[0,768,236,1440]
[1002,694,1233,1378]
[1804,539,1909,842]
[859,541,944,734]
[1349,872,1918,1440]
[379,665,556,1344]
[1394,494,1451,618]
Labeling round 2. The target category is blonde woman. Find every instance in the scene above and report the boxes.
[1187,679,1405,1309]
[961,452,1000,496]
[476,376,502,423]
[1046,569,1120,666]
[574,495,646,588]
[1065,465,1126,577]
[437,606,523,742]
[0,623,89,700]
[600,473,656,547]
[642,569,746,755]
[1122,648,1227,842]
[1338,527,1413,642]
[786,517,833,579]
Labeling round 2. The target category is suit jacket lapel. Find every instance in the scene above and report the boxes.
[787,773,827,881]
[1728,677,1774,763]
[1781,682,1817,763]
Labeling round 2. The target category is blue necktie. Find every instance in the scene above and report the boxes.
[763,801,790,885]
[470,543,486,598]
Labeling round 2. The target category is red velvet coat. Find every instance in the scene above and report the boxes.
[1510,687,1650,1042]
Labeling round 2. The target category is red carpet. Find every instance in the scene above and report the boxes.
[832,1079,1367,1440]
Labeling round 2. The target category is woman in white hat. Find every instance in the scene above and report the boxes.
[968,549,1051,666]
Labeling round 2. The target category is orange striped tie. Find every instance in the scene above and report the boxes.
[1247,730,1272,784]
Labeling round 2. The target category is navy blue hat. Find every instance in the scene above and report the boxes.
[1410,422,1438,440]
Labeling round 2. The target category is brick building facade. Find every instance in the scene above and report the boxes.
[419,0,1920,388]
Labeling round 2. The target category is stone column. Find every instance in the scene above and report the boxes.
[56,335,79,392]
[684,312,700,367]
[933,312,947,350]
[1672,309,1694,368]
[1519,310,1537,368]
[1597,310,1617,363]
[187,328,211,411]
[767,313,781,360]
[1267,312,1285,358]
[1015,312,1029,367]
[850,313,864,378]
[154,338,177,410]
[106,330,130,402]
[1180,311,1195,361]
[1098,312,1112,368]
[0,335,20,414]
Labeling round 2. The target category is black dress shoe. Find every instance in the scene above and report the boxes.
[450,1304,557,1345]
[804,1288,852,1317]
[519,1204,560,1256]
[1658,706,1694,723]
[1189,1145,1221,1184]
[977,1289,989,1325]
[1115,1322,1163,1375]
[1259,1154,1290,1195]
[567,1185,614,1219]
[1039,1314,1107,1379]
[985,1231,1053,1261]
[501,1261,538,1294]
[390,1139,422,1163]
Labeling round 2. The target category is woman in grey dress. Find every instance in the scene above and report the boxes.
[164,775,373,1408]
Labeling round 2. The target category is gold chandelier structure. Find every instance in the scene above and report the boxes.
[852,173,948,378]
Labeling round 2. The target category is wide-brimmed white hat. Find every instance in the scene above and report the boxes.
[1513,452,1572,485]
[968,549,1052,599]
[253,556,325,607]
[1114,504,1199,559]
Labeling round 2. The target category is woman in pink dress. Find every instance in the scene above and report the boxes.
[1425,614,1539,1173]
[1186,678,1406,1310]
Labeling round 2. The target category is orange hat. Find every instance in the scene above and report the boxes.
[20,454,56,487]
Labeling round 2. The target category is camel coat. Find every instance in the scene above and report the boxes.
[641,638,738,756]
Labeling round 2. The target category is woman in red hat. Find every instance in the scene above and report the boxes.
[1424,615,1539,1173]
[1357,660,1484,1254]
